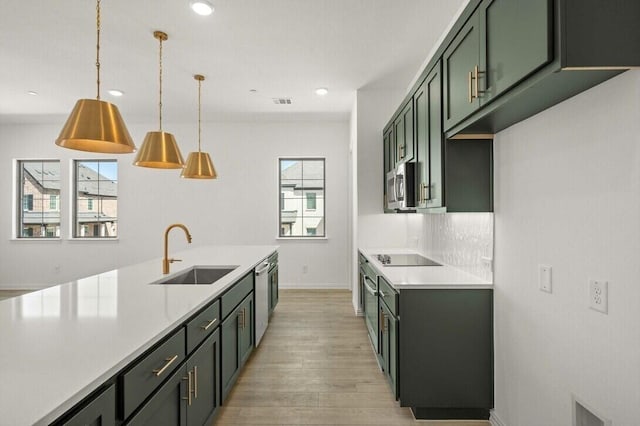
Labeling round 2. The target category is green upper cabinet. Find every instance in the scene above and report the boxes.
[444,0,551,131]
[479,0,551,105]
[415,61,444,211]
[394,100,415,166]
[442,12,481,130]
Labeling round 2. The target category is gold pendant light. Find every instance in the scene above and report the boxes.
[56,0,136,153]
[182,75,217,179]
[134,31,185,169]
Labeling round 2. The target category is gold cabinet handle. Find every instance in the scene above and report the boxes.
[238,308,246,330]
[194,366,198,399]
[242,308,247,330]
[422,182,431,202]
[153,354,178,377]
[474,65,480,98]
[201,318,218,331]
[182,370,193,405]
[468,70,473,103]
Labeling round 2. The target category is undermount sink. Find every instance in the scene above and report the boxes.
[152,266,238,285]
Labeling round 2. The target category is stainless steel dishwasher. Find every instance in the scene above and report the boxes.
[254,258,270,346]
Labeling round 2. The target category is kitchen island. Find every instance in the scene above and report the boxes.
[358,248,494,420]
[0,245,277,426]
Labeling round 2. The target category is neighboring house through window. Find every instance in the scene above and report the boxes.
[16,160,61,238]
[74,160,118,238]
[278,158,325,237]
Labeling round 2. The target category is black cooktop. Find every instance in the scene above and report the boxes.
[375,254,441,267]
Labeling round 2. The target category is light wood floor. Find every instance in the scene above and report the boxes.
[215,289,489,426]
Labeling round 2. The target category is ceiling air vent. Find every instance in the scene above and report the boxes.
[272,97,292,105]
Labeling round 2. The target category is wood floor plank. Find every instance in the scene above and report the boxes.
[214,289,489,426]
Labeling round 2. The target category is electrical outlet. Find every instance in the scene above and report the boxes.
[589,280,608,314]
[302,265,308,274]
[539,265,552,293]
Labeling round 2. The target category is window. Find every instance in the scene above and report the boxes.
[74,160,118,238]
[16,160,61,238]
[306,193,316,210]
[279,158,325,238]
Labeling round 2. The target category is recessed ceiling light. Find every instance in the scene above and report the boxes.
[108,89,124,97]
[315,87,329,96]
[190,0,214,16]
[27,91,38,96]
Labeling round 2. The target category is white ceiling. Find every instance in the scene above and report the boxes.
[0,0,466,124]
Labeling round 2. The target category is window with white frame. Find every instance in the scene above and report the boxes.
[73,160,118,238]
[279,158,325,238]
[16,160,61,238]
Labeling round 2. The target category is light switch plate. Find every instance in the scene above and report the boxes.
[589,280,608,314]
[539,265,552,293]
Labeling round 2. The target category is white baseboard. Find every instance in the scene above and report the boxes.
[490,410,506,426]
[279,282,350,290]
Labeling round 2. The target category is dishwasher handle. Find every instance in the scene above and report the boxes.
[363,276,377,296]
[255,262,270,276]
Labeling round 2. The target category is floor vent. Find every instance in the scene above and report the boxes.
[573,397,610,426]
[272,97,292,105]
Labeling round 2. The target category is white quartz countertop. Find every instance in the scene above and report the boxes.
[0,245,277,426]
[359,248,492,289]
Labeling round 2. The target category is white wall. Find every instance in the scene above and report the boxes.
[356,88,413,248]
[493,70,640,426]
[353,87,416,312]
[0,119,350,289]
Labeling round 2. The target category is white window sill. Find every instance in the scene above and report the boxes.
[68,238,119,242]
[276,236,328,241]
[10,238,62,242]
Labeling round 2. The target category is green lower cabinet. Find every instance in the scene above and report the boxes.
[379,300,398,399]
[397,289,494,420]
[268,263,279,315]
[186,330,221,426]
[126,365,188,426]
[221,292,254,402]
[59,384,116,426]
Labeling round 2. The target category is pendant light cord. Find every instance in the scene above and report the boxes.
[158,35,163,131]
[198,78,202,152]
[96,0,101,100]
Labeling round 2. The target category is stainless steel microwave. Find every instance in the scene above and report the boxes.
[386,162,415,210]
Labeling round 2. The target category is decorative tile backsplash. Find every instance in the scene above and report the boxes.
[417,213,494,282]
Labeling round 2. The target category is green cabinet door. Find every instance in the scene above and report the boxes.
[126,366,188,426]
[380,300,398,400]
[479,0,551,104]
[414,78,429,209]
[60,384,116,426]
[393,101,414,166]
[221,305,240,402]
[269,264,279,314]
[426,62,444,210]
[186,330,220,426]
[221,292,254,402]
[416,61,444,211]
[443,11,480,130]
[239,293,254,367]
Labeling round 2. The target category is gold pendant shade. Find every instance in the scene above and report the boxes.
[134,131,185,169]
[56,0,136,154]
[181,74,217,179]
[56,99,135,153]
[134,31,185,169]
[182,152,217,178]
